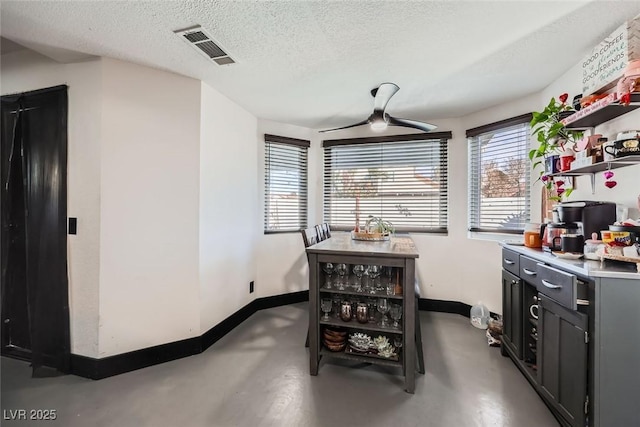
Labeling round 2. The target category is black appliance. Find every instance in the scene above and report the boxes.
[542,201,617,253]
[558,201,617,240]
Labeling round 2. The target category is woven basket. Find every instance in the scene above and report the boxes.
[351,231,390,241]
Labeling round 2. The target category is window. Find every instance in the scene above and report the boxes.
[467,114,532,234]
[323,132,451,233]
[264,134,309,233]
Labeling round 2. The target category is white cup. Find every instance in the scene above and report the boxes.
[603,141,616,161]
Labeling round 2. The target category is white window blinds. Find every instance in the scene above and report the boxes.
[467,114,532,233]
[323,133,451,233]
[264,134,309,233]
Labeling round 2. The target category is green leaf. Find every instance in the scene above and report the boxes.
[533,161,542,169]
[563,188,573,198]
[528,149,537,160]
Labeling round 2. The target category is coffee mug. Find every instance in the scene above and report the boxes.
[560,155,574,171]
[545,155,560,174]
[530,304,539,319]
[604,138,640,158]
[561,234,584,253]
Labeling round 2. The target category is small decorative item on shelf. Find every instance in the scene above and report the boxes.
[530,93,583,200]
[351,215,395,241]
[604,170,617,189]
[616,59,640,106]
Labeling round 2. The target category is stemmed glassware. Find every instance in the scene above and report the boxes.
[353,264,365,292]
[389,303,402,328]
[321,298,332,321]
[377,298,389,327]
[368,265,382,293]
[322,263,334,289]
[335,263,347,290]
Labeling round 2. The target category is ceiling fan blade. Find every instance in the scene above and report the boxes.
[388,116,437,133]
[319,119,370,133]
[373,83,399,114]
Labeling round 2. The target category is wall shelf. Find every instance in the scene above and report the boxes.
[561,93,640,130]
[551,155,640,193]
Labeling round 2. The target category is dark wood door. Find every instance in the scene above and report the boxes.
[1,85,70,373]
[538,295,588,427]
[501,269,523,359]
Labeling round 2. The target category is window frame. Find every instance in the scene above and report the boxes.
[263,134,310,234]
[322,132,452,234]
[466,113,533,235]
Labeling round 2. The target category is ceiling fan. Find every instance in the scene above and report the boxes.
[319,82,437,133]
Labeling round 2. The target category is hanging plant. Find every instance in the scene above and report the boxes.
[529,93,583,200]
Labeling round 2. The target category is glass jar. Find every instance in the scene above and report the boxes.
[524,223,542,248]
[584,232,603,260]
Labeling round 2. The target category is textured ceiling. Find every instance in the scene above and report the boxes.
[2,1,640,130]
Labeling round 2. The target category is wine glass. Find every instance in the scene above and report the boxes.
[389,303,402,329]
[393,336,403,351]
[322,263,334,289]
[335,264,347,290]
[321,298,332,321]
[353,264,365,292]
[368,265,382,292]
[377,298,389,327]
[384,266,394,285]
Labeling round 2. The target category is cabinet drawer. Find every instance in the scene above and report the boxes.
[502,248,520,276]
[536,264,587,310]
[519,256,541,288]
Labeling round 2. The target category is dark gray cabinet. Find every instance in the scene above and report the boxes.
[501,269,523,359]
[500,243,640,427]
[501,247,590,427]
[306,234,419,393]
[538,295,588,427]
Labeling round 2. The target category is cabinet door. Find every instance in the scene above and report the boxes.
[502,269,523,359]
[538,295,588,427]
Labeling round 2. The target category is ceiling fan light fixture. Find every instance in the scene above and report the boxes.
[319,83,436,134]
[370,120,388,131]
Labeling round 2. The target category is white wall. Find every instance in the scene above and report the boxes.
[1,50,102,357]
[199,82,259,332]
[256,120,315,298]
[538,62,640,215]
[98,58,201,356]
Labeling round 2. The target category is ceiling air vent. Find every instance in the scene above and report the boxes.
[174,25,235,65]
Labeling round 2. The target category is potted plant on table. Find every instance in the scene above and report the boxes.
[529,93,583,200]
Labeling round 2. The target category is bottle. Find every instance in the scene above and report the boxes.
[470,302,490,329]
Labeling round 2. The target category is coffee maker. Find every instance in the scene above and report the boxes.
[542,201,617,253]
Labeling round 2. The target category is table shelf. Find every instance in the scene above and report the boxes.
[320,347,402,368]
[320,317,403,335]
[319,287,403,300]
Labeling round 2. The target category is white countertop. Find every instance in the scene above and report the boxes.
[499,242,640,280]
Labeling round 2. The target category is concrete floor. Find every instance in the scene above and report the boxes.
[1,304,559,427]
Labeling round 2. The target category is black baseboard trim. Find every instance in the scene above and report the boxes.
[419,298,472,317]
[65,291,309,380]
[418,298,499,319]
[38,293,490,380]
[254,290,308,311]
[70,337,201,380]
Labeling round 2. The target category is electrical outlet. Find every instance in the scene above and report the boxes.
[249,281,254,293]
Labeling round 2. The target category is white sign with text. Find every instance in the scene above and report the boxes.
[582,23,629,96]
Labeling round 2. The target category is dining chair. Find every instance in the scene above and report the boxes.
[301,226,318,348]
[301,227,319,248]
